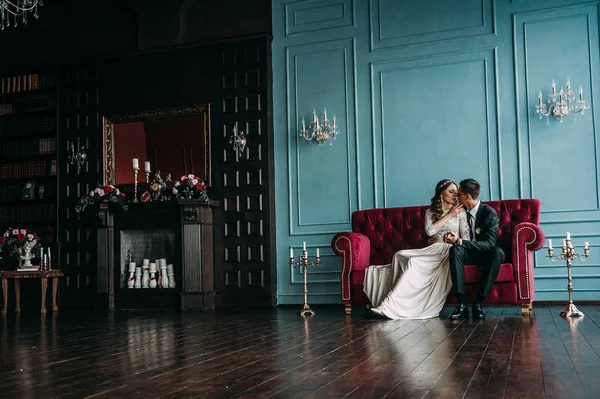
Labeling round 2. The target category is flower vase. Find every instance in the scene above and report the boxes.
[19,248,34,267]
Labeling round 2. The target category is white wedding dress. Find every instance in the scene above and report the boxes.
[363,209,470,319]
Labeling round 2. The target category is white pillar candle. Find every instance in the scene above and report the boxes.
[563,240,567,247]
[132,158,139,169]
[303,241,306,251]
[584,242,589,249]
[566,232,571,240]
[547,239,552,249]
[290,248,293,258]
[129,262,136,272]
[144,161,151,172]
[316,248,320,257]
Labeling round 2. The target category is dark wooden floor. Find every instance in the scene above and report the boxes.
[1,305,599,398]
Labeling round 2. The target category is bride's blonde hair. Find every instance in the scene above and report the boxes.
[429,179,457,222]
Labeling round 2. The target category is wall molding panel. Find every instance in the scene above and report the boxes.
[286,38,359,236]
[369,0,495,51]
[285,0,355,36]
[370,49,500,208]
[513,3,600,217]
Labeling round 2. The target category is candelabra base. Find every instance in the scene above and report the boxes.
[299,303,315,317]
[560,303,584,318]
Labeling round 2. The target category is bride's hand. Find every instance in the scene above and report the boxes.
[449,204,464,217]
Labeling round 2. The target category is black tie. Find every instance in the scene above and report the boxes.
[467,212,474,240]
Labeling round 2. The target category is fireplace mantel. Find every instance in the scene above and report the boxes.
[95,199,219,310]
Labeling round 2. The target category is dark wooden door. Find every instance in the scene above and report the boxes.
[58,63,102,308]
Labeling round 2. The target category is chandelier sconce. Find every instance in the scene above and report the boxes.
[230,124,247,160]
[68,142,87,175]
[535,79,591,123]
[1,0,42,30]
[299,108,340,145]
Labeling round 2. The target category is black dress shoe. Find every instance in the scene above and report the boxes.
[449,304,469,320]
[472,303,485,319]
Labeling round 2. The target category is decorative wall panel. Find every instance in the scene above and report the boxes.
[370,0,494,50]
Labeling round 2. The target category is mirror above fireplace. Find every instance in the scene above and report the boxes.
[102,104,211,187]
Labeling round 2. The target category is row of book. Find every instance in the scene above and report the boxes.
[0,180,57,201]
[0,160,57,180]
[0,116,56,138]
[0,204,56,223]
[0,137,56,158]
[0,95,57,116]
[1,73,55,95]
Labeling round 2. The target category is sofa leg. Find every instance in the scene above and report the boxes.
[344,304,351,315]
[521,303,533,316]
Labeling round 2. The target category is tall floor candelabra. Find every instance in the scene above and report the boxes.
[546,233,590,317]
[290,243,320,316]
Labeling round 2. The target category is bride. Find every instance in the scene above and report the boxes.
[364,179,470,319]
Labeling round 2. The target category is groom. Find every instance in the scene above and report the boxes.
[443,178,504,320]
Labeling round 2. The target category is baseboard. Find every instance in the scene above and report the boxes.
[533,300,600,305]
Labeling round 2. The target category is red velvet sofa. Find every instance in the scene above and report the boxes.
[331,199,545,316]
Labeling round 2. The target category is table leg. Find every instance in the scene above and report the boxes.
[1,278,7,315]
[41,277,48,314]
[14,280,21,313]
[52,277,59,311]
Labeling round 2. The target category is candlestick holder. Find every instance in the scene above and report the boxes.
[145,170,150,183]
[133,167,140,203]
[290,250,321,316]
[546,236,590,317]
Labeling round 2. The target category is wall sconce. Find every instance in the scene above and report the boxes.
[230,124,247,159]
[68,142,87,174]
[300,108,340,145]
[535,79,591,123]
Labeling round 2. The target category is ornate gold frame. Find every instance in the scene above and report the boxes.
[102,104,211,186]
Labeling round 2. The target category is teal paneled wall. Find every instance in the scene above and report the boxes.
[273,0,600,304]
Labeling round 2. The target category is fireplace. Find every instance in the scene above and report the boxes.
[95,199,219,310]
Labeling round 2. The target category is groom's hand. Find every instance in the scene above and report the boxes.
[444,232,458,244]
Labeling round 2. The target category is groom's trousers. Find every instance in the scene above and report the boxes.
[448,245,504,303]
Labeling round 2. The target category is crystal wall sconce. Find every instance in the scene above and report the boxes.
[299,108,340,145]
[68,142,87,174]
[230,124,247,159]
[535,79,591,123]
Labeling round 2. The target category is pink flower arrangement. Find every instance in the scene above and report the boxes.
[172,174,209,201]
[0,227,41,258]
[75,184,128,213]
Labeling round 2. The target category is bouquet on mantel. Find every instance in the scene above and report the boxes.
[171,174,209,201]
[75,184,128,213]
[0,227,42,259]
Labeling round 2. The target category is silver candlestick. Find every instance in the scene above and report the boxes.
[290,244,321,317]
[546,233,590,318]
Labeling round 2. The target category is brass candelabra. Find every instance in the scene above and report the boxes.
[290,245,321,317]
[546,233,590,318]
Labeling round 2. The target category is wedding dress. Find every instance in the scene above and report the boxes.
[363,209,470,319]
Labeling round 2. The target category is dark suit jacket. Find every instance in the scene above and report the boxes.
[461,203,499,254]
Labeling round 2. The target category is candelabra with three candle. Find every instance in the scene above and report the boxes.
[547,232,590,317]
[290,242,321,316]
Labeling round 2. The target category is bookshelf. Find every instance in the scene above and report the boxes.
[0,70,58,253]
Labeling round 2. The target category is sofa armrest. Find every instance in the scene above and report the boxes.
[332,232,371,303]
[512,222,545,303]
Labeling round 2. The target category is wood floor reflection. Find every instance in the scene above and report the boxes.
[0,305,599,398]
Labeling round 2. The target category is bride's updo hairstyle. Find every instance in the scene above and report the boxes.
[429,179,457,222]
